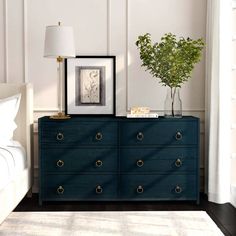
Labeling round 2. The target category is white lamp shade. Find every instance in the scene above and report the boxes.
[44,25,75,58]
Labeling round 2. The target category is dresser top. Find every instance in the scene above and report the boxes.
[39,116,199,122]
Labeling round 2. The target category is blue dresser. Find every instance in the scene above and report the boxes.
[38,116,200,204]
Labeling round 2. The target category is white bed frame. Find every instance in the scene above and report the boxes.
[0,83,33,225]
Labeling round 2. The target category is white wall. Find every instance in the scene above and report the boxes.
[0,0,207,192]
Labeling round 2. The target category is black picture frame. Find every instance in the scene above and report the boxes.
[65,56,116,115]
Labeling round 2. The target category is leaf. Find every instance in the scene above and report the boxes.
[135,33,205,88]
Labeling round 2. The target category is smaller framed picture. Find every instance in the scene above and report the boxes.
[65,56,116,115]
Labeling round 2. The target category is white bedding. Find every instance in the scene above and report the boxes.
[0,142,27,191]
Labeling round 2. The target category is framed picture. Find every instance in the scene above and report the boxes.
[65,56,116,115]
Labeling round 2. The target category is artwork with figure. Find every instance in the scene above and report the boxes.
[75,66,105,106]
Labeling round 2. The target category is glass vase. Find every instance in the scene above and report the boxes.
[164,87,182,118]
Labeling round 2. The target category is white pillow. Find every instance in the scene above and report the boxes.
[0,93,21,145]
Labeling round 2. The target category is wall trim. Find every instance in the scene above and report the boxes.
[107,0,110,55]
[24,0,112,107]
[34,108,59,112]
[124,0,205,114]
[125,0,129,112]
[23,0,28,83]
[3,0,8,83]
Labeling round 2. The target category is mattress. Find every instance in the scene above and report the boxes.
[0,142,27,191]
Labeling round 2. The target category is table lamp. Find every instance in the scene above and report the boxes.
[44,22,75,119]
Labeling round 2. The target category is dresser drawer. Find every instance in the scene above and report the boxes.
[41,174,118,200]
[120,147,197,173]
[41,148,118,172]
[120,174,197,200]
[40,121,118,146]
[120,121,197,145]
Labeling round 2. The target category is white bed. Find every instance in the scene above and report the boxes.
[0,144,27,191]
[0,83,33,225]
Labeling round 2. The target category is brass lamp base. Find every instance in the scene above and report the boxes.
[50,112,71,120]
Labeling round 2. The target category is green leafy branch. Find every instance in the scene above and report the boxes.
[136,33,204,88]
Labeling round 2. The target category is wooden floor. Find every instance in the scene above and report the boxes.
[15,194,236,236]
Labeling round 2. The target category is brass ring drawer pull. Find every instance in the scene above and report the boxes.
[175,132,182,140]
[95,160,103,167]
[95,132,103,141]
[56,160,64,167]
[137,185,144,194]
[136,160,144,167]
[96,185,103,194]
[175,185,182,194]
[175,158,182,167]
[137,132,144,141]
[56,132,64,141]
[57,186,64,194]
